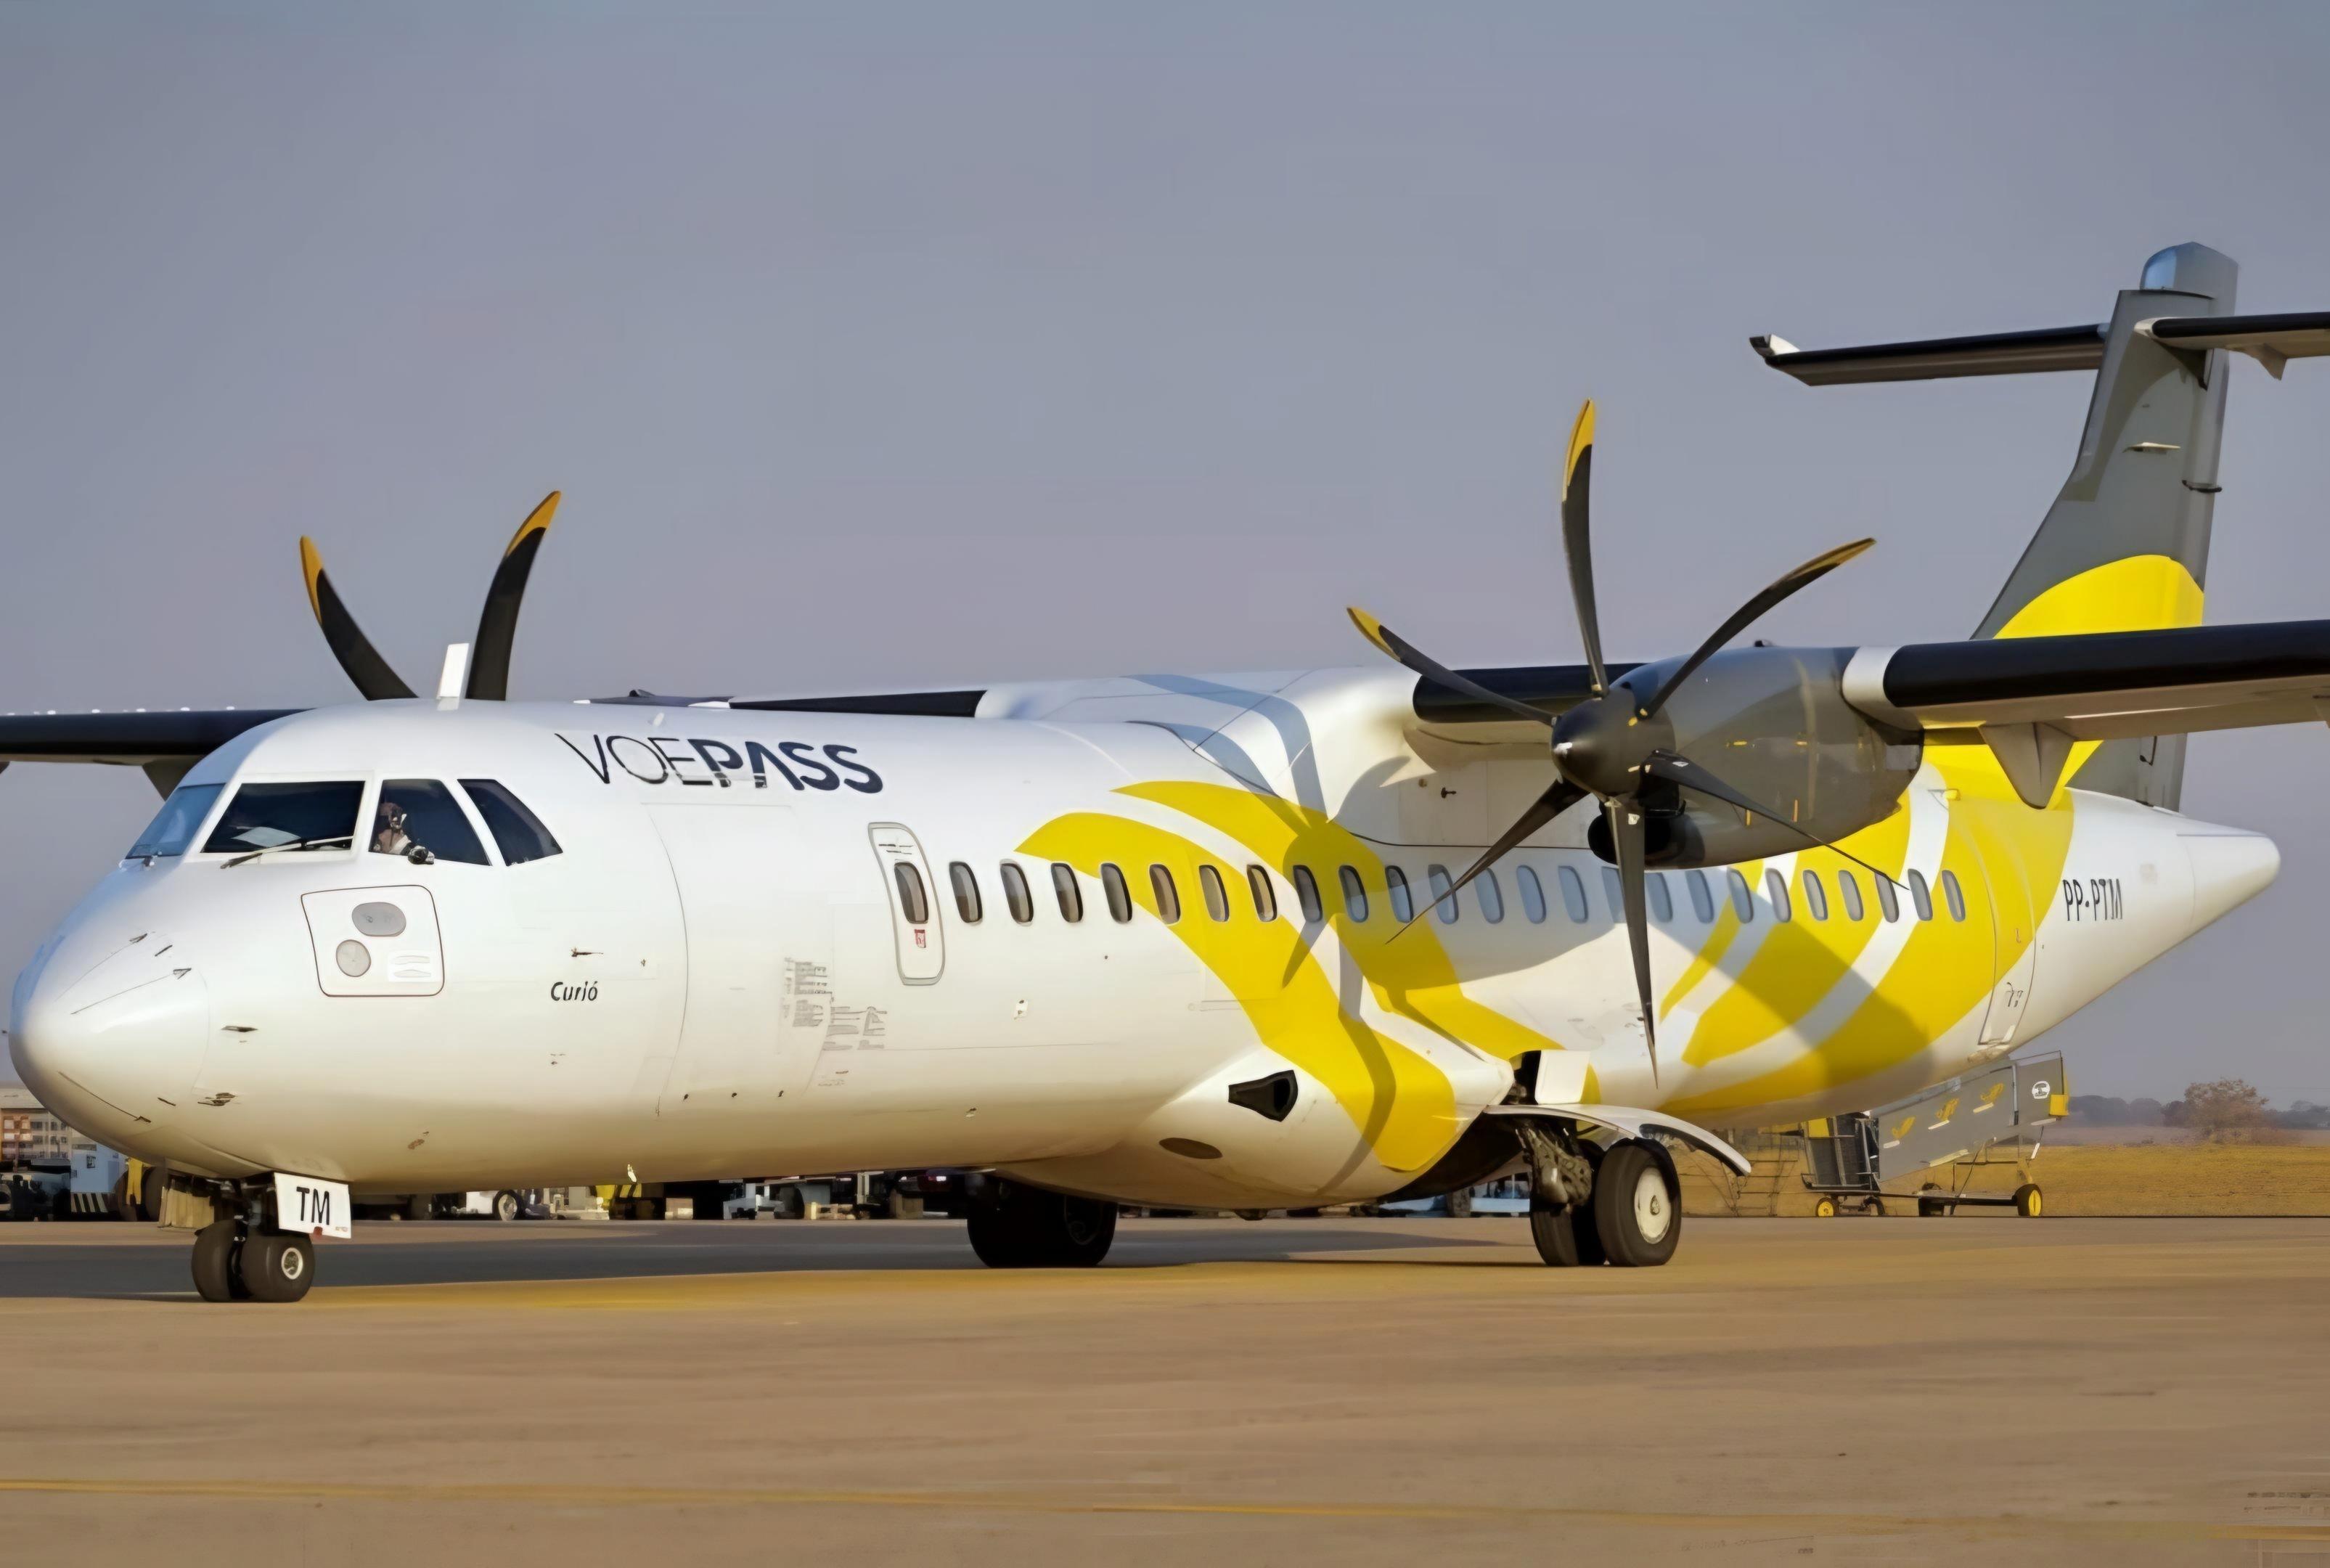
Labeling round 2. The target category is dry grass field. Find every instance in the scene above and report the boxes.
[1683,1138,2330,1217]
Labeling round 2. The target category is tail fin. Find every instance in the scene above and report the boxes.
[1755,242,2249,809]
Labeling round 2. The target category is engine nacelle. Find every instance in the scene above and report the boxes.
[1583,645,1921,869]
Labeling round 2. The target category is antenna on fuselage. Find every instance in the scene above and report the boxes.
[437,643,472,706]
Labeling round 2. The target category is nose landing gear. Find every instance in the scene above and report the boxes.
[189,1217,316,1303]
[179,1180,323,1304]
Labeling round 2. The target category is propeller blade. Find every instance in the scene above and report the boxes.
[1346,608,1554,726]
[1607,801,1659,1084]
[1643,751,1900,888]
[1635,537,1874,721]
[1559,399,1608,696]
[467,491,560,701]
[300,536,415,701]
[1389,778,1587,942]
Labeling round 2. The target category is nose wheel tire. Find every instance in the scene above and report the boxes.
[492,1190,521,1223]
[237,1231,315,1302]
[1591,1143,1680,1267]
[190,1220,250,1302]
[966,1181,1117,1267]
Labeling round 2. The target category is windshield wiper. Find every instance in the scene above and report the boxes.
[224,834,353,868]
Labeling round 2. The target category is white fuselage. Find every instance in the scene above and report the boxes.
[7,671,2278,1212]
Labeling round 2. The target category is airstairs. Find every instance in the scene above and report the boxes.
[1799,1051,2067,1217]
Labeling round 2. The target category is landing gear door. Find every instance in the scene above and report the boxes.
[867,824,943,985]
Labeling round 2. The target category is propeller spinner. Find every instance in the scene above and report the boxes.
[301,492,561,703]
[1350,401,1876,1082]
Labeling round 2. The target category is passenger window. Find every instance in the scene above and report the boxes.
[1102,863,1135,923]
[1601,867,1624,922]
[128,782,223,859]
[1686,869,1716,923]
[1647,873,1672,923]
[1386,866,1415,923]
[1293,866,1324,924]
[459,780,562,864]
[949,862,983,924]
[1558,865,1590,921]
[1338,866,1370,922]
[1941,870,1968,921]
[1516,865,1548,923]
[202,780,364,857]
[1765,867,1792,922]
[1478,870,1505,923]
[1908,870,1934,921]
[1247,865,1279,922]
[1838,870,1865,921]
[1051,862,1084,923]
[1426,865,1458,923]
[1728,869,1756,922]
[893,862,931,925]
[1876,873,1900,922]
[372,780,489,865]
[1001,862,1035,924]
[1149,865,1182,924]
[1800,870,1828,921]
[1199,864,1231,922]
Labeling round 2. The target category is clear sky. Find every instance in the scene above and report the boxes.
[4,4,2329,1102]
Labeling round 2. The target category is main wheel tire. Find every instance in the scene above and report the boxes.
[190,1220,242,1302]
[492,1190,521,1223]
[967,1182,1116,1267]
[2013,1183,2044,1218]
[237,1231,314,1303]
[1528,1200,1598,1267]
[1592,1143,1680,1267]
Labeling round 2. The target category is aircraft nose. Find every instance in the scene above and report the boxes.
[9,932,208,1142]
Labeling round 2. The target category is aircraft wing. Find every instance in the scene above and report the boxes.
[1850,619,2330,740]
[0,709,303,793]
[1847,618,2330,805]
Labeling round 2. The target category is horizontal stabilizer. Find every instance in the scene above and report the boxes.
[1751,324,2106,385]
[2139,310,2330,379]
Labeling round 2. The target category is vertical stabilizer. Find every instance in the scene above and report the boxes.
[1971,244,2237,809]
[1754,244,2244,809]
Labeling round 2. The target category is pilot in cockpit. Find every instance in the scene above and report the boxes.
[372,798,415,858]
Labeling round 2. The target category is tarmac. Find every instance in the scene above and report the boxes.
[1,1214,2326,1565]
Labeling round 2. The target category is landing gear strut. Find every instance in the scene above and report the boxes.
[1518,1124,1680,1269]
[965,1177,1117,1268]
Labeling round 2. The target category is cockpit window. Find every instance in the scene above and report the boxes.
[372,780,489,865]
[200,782,363,856]
[127,783,223,859]
[459,780,563,865]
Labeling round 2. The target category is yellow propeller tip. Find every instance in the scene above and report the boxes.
[505,491,562,555]
[1345,606,1394,656]
[298,536,324,618]
[1563,400,1596,489]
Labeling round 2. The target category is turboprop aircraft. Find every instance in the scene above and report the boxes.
[9,242,2330,1302]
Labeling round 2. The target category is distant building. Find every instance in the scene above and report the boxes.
[0,1085,74,1167]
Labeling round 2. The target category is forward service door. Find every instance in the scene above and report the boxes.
[867,823,943,984]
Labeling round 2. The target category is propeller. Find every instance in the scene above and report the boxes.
[301,492,560,703]
[1349,401,1875,1081]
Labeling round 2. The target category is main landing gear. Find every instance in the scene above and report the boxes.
[1518,1124,1681,1269]
[965,1177,1118,1268]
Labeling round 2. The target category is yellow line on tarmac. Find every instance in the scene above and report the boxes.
[0,1474,2255,1541]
